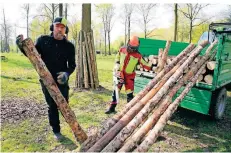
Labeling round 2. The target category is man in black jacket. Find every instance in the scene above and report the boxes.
[16,17,76,141]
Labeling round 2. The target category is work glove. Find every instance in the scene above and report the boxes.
[57,72,69,85]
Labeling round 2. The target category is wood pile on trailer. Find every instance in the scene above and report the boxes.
[136,42,216,84]
[80,40,218,152]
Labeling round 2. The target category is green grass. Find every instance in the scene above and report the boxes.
[1,53,231,152]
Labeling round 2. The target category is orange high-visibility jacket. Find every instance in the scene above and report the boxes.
[115,46,152,79]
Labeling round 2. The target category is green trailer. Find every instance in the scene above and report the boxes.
[135,23,231,120]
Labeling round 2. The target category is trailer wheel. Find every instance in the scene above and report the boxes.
[211,87,227,120]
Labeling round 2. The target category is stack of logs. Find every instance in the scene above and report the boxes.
[80,40,218,152]
[137,41,216,84]
[76,30,99,89]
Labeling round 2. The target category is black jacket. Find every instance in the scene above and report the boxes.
[20,35,76,79]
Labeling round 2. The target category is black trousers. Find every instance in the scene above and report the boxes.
[40,80,69,133]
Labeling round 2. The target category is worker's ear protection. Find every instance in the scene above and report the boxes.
[50,24,69,34]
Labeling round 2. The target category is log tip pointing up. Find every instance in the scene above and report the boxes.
[199,40,209,48]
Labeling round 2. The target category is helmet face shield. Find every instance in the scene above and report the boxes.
[127,36,140,52]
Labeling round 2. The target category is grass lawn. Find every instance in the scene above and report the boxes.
[1,52,231,152]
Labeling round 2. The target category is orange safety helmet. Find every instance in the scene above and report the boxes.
[127,36,140,51]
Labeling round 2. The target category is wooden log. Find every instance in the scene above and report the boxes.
[197,74,203,82]
[82,42,89,88]
[80,43,195,152]
[90,30,99,88]
[79,30,84,88]
[152,66,157,72]
[144,57,149,62]
[135,45,217,152]
[20,38,87,143]
[207,61,216,70]
[201,68,206,74]
[100,41,207,152]
[156,41,171,73]
[152,58,158,65]
[84,31,94,88]
[167,58,172,65]
[204,74,213,84]
[136,60,207,152]
[140,67,144,71]
[148,55,154,61]
[156,48,163,72]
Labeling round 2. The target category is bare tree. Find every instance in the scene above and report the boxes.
[178,4,210,43]
[106,4,115,55]
[137,4,157,38]
[1,8,12,52]
[95,4,109,56]
[69,17,80,47]
[65,4,68,19]
[21,4,30,38]
[121,4,135,44]
[40,3,59,22]
[59,3,63,17]
[174,3,178,41]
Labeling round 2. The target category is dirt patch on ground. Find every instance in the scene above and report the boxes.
[1,98,48,124]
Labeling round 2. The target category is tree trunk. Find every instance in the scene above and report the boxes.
[189,20,193,43]
[81,43,195,152]
[100,42,207,152]
[65,4,68,19]
[104,31,107,56]
[108,31,111,55]
[59,3,63,17]
[128,15,131,40]
[174,3,178,41]
[21,38,87,143]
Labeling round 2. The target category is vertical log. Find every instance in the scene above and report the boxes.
[79,30,84,88]
[21,38,87,143]
[84,31,94,88]
[156,41,171,73]
[156,48,163,73]
[90,30,99,88]
[87,32,96,88]
[82,42,89,88]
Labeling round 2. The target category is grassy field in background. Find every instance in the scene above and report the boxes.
[1,53,231,152]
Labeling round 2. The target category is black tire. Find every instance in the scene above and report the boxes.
[210,87,227,120]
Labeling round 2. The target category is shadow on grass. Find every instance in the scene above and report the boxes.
[162,101,231,152]
[1,75,39,84]
[59,135,78,151]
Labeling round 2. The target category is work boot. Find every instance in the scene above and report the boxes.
[53,132,64,141]
[105,103,117,114]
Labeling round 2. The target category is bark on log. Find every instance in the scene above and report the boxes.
[156,41,171,73]
[21,38,87,143]
[135,62,209,152]
[201,68,206,74]
[156,48,163,73]
[79,31,84,88]
[82,42,89,88]
[204,74,213,84]
[90,30,99,88]
[100,41,207,152]
[81,43,195,152]
[197,74,203,82]
[207,61,216,70]
[134,46,217,152]
[152,58,158,65]
[84,31,94,88]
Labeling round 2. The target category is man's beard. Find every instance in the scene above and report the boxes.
[54,32,64,40]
